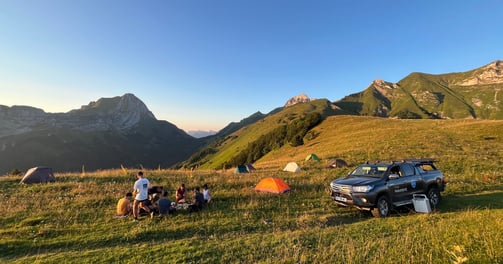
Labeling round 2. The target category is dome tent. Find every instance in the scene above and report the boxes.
[283,162,301,173]
[326,158,348,168]
[20,167,56,184]
[305,153,320,161]
[234,165,249,174]
[254,177,291,194]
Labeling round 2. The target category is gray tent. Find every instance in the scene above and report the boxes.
[20,167,56,184]
[326,158,348,169]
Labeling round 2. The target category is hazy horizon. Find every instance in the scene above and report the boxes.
[1,1,502,130]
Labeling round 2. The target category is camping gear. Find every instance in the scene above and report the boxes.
[283,162,301,172]
[326,158,348,168]
[305,153,320,161]
[412,194,432,213]
[254,177,291,194]
[20,167,56,184]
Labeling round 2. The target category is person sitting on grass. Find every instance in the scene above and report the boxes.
[150,193,161,216]
[116,192,133,217]
[188,187,205,213]
[175,183,187,203]
[158,190,176,216]
[203,183,211,203]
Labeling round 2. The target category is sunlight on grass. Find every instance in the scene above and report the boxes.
[1,116,502,263]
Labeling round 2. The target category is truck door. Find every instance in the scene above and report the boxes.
[400,163,423,200]
[387,165,410,203]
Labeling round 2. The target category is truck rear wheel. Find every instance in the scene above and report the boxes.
[371,196,390,217]
[427,187,441,208]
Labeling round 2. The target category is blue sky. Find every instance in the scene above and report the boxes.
[1,1,502,131]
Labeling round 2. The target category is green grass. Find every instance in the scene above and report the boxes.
[1,116,502,263]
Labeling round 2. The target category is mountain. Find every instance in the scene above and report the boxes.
[284,93,312,107]
[333,60,503,119]
[215,111,269,137]
[3,61,502,174]
[179,99,345,169]
[0,94,204,174]
[181,61,503,169]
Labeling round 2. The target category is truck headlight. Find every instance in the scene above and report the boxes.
[353,185,373,192]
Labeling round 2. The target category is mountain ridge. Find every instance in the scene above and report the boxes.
[333,60,503,119]
[181,60,503,169]
[0,94,203,174]
[2,60,503,173]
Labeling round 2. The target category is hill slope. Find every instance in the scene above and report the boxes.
[0,115,501,263]
[180,99,345,169]
[255,115,503,171]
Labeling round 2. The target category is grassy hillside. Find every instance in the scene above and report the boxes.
[181,99,341,170]
[1,116,502,263]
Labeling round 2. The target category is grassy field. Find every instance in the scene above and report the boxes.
[1,116,502,263]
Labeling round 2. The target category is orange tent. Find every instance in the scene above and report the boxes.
[254,177,291,194]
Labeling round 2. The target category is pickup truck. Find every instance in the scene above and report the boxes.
[329,158,446,217]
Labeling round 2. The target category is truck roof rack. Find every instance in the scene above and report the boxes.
[402,158,437,163]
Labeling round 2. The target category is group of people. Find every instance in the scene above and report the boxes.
[116,171,212,221]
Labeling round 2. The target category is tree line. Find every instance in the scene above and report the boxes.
[229,112,322,165]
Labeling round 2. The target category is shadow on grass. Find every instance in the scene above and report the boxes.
[324,214,367,226]
[331,190,503,220]
[440,188,503,212]
[0,218,209,260]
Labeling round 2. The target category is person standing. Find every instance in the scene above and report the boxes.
[132,171,150,222]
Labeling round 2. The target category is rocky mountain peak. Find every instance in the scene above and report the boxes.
[457,60,503,86]
[371,78,398,97]
[373,78,385,86]
[73,93,156,129]
[115,93,155,120]
[0,94,159,138]
[80,93,154,117]
[284,93,312,107]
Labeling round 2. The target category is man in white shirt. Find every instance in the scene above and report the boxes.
[132,171,150,221]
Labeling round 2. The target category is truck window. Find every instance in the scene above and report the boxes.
[389,165,402,177]
[400,164,415,177]
[417,164,437,171]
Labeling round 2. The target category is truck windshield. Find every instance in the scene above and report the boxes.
[350,165,387,178]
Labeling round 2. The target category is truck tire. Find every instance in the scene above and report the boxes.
[427,187,441,208]
[371,195,390,217]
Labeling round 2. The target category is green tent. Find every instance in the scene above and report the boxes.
[305,153,320,161]
[234,165,249,174]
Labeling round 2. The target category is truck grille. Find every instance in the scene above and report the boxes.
[330,184,351,193]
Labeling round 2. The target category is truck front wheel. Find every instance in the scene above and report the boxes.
[371,196,390,217]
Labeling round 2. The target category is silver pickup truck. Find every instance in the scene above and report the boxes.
[329,158,446,217]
